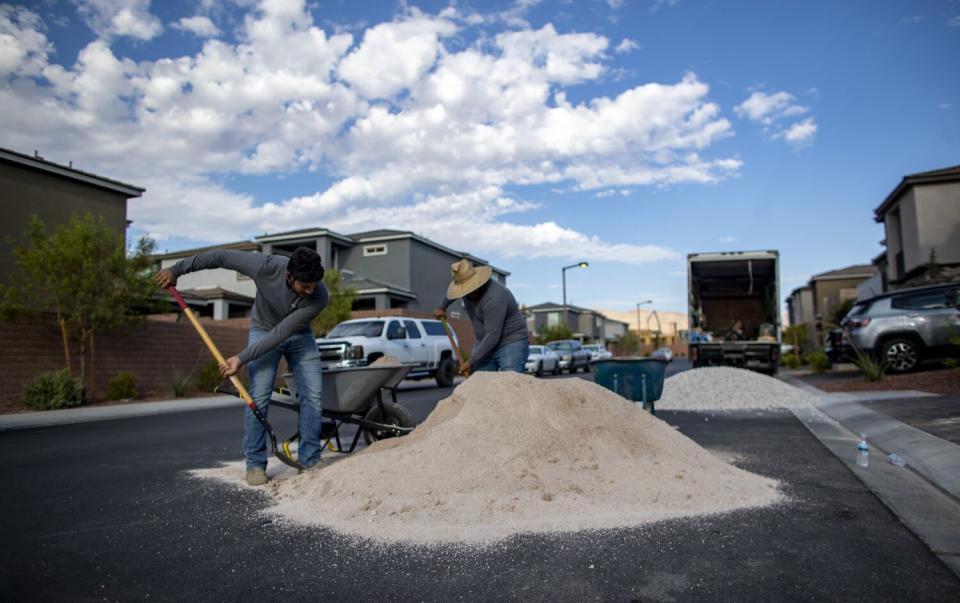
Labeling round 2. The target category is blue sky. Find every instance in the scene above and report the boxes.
[2,0,958,316]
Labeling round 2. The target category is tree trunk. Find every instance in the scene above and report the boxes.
[59,317,72,375]
[78,328,88,397]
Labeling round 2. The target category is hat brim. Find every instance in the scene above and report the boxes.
[446,265,493,299]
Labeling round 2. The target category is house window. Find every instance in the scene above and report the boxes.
[547,312,560,327]
[364,244,388,256]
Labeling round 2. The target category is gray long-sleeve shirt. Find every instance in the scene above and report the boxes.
[440,279,528,365]
[170,250,329,365]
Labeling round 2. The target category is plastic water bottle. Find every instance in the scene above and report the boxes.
[857,435,869,468]
[888,453,906,467]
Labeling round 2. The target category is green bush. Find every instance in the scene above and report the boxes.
[805,350,832,374]
[195,359,223,393]
[22,369,84,410]
[170,369,193,397]
[782,353,802,369]
[107,371,138,400]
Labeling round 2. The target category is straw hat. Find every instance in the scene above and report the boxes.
[446,258,493,299]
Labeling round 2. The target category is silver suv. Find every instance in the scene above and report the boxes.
[841,283,960,373]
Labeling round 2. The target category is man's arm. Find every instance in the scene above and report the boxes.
[169,249,267,280]
[435,296,454,318]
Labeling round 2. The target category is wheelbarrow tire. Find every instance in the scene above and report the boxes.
[363,403,415,446]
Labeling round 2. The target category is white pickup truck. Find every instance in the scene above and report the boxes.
[316,317,459,387]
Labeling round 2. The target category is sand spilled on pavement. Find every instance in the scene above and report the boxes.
[190,372,783,545]
[657,367,815,412]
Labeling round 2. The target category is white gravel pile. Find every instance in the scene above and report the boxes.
[194,372,782,545]
[658,367,815,411]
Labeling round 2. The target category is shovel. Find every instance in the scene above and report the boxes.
[167,286,305,471]
[439,315,470,377]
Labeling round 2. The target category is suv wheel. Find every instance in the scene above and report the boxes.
[881,338,920,373]
[435,356,455,387]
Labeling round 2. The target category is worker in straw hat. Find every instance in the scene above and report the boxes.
[435,258,529,374]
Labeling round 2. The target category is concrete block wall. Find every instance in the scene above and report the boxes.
[0,315,254,404]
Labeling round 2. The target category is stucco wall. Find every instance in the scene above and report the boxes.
[915,181,960,266]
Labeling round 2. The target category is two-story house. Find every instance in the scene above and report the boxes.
[1,146,143,285]
[787,265,877,349]
[874,165,960,289]
[525,303,628,344]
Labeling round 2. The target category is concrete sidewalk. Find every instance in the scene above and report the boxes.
[783,375,960,576]
[0,395,243,432]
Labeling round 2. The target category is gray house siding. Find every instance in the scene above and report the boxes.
[342,238,412,292]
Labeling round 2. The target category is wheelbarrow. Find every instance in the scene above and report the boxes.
[589,357,668,414]
[273,364,418,456]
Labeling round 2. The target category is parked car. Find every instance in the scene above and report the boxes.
[651,347,674,363]
[525,345,560,376]
[317,317,458,387]
[839,283,960,373]
[582,343,612,361]
[546,339,592,373]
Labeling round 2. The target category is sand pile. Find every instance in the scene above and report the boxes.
[249,372,781,544]
[658,367,814,411]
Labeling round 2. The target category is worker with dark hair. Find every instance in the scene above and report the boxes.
[155,246,329,485]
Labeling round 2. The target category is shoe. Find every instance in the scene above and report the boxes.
[245,467,268,486]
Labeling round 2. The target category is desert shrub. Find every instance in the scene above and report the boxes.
[195,359,223,393]
[805,350,832,374]
[22,369,84,410]
[170,369,193,397]
[107,371,138,400]
[782,353,802,369]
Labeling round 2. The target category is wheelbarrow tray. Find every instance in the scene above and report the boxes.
[284,365,413,413]
[589,357,668,407]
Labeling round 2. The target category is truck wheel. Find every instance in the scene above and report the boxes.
[435,357,455,387]
[880,338,921,373]
[535,361,543,377]
[363,403,415,445]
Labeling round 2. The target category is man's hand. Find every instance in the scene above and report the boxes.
[459,361,471,376]
[434,308,446,320]
[154,269,177,288]
[219,356,242,378]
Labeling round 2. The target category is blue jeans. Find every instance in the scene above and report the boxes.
[473,339,529,373]
[243,329,323,469]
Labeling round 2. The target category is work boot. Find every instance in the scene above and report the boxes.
[245,467,268,486]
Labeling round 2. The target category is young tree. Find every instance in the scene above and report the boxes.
[311,269,357,336]
[1,213,161,399]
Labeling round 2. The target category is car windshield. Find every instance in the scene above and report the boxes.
[548,342,572,351]
[327,321,384,337]
[529,346,544,354]
[583,345,599,352]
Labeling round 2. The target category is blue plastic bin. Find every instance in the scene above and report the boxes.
[589,357,668,413]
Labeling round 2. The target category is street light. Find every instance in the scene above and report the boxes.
[562,261,589,328]
[636,300,652,352]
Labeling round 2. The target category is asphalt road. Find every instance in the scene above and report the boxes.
[2,360,958,601]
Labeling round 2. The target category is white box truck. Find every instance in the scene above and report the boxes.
[687,250,781,375]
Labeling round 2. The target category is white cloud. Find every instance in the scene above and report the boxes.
[736,89,816,146]
[776,117,817,145]
[719,236,736,243]
[615,38,639,53]
[940,103,953,109]
[0,5,53,77]
[73,0,163,40]
[173,16,220,38]
[1,2,737,266]
[949,15,960,27]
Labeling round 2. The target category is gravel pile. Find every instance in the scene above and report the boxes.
[195,372,782,545]
[658,367,815,411]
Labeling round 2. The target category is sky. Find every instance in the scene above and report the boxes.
[2,0,958,316]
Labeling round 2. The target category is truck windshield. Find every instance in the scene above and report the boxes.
[548,342,572,351]
[327,321,384,338]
